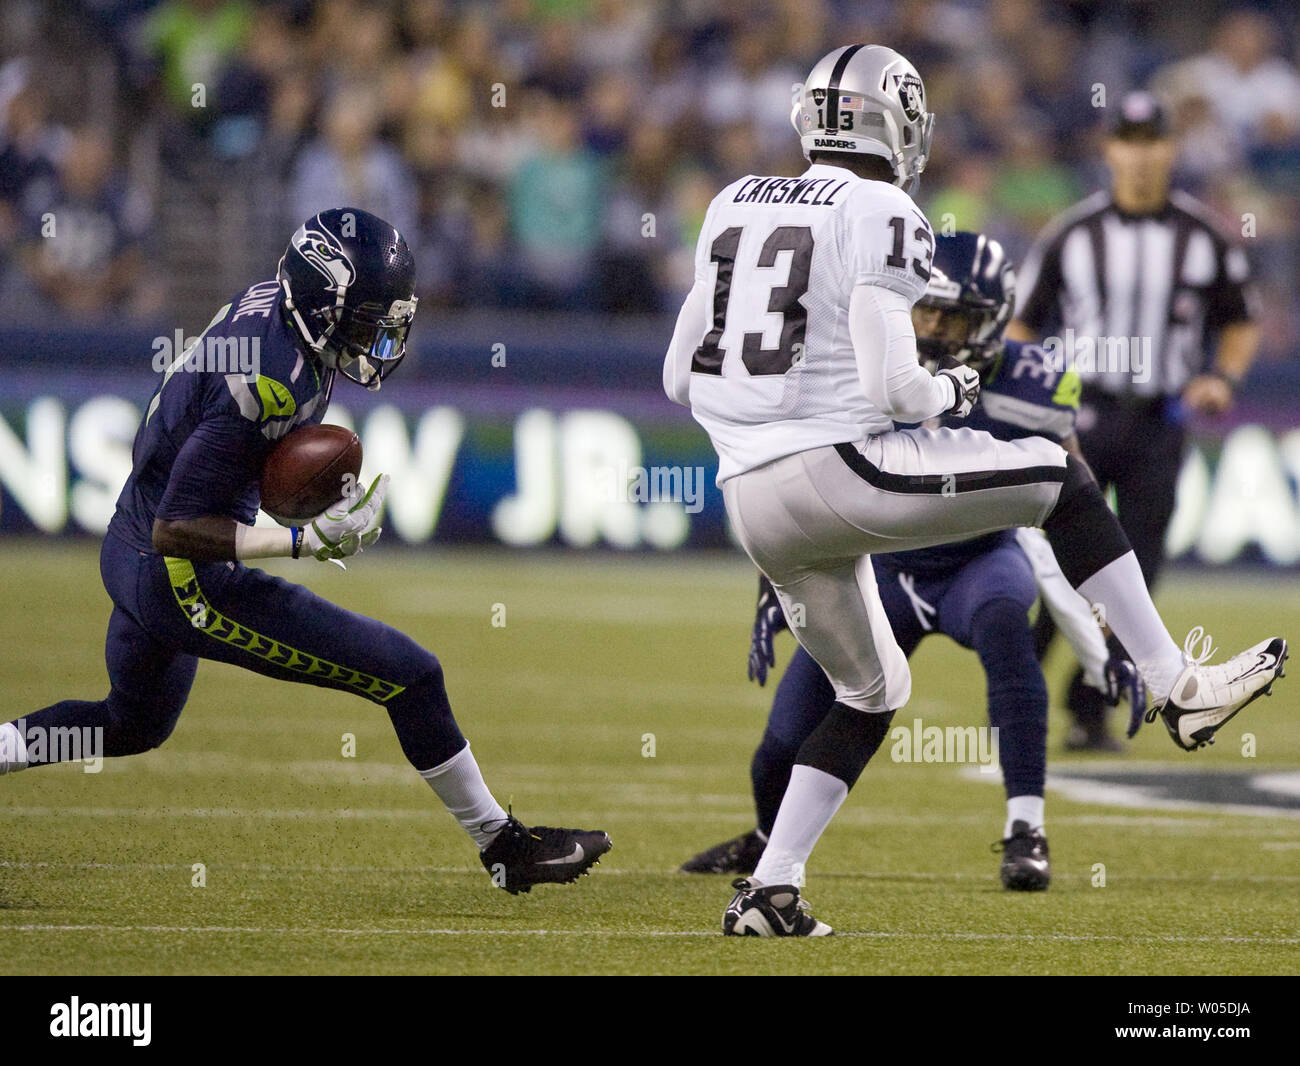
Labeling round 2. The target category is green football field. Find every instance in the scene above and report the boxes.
[1,540,1297,975]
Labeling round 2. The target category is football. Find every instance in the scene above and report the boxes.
[259,423,363,525]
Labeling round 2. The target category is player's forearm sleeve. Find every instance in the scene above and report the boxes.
[234,524,296,560]
[849,283,953,422]
[1015,527,1109,688]
[663,279,710,407]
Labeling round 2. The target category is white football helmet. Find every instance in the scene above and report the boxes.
[791,44,934,193]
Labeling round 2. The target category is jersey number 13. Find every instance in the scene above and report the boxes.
[691,225,813,377]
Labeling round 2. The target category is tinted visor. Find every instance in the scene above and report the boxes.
[330,302,415,388]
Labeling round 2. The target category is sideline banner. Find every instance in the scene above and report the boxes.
[1,369,1298,563]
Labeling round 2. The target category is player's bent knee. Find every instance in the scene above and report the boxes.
[970,598,1035,655]
[381,656,466,769]
[103,695,183,756]
[1041,455,1132,586]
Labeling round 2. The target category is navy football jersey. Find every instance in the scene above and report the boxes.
[109,280,332,552]
[874,340,1081,575]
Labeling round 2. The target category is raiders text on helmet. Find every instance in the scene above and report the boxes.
[792,44,934,193]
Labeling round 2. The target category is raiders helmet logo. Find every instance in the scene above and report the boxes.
[811,88,826,106]
[894,72,924,122]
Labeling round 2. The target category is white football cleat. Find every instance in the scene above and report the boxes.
[722,877,833,937]
[1147,628,1288,751]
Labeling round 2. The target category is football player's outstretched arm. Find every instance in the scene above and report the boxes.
[848,283,976,421]
[663,279,710,407]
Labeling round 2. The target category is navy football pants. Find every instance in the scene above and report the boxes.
[15,533,464,769]
[751,542,1048,835]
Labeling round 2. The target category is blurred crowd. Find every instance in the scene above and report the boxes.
[0,0,1298,362]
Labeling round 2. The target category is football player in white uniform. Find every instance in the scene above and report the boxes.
[663,44,1288,937]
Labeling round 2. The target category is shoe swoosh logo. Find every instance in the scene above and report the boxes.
[539,843,584,865]
[1229,652,1276,684]
[763,900,800,934]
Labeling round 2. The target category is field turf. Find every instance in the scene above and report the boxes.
[1,540,1297,975]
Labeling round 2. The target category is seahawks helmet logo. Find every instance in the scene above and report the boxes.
[294,222,356,295]
[894,72,924,122]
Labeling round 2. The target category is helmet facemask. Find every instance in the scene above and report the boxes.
[319,298,418,390]
[913,285,1004,375]
[911,231,1017,376]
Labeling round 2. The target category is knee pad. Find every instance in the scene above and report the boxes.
[1042,455,1132,587]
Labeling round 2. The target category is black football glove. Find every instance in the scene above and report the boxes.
[1104,654,1150,738]
[747,573,789,686]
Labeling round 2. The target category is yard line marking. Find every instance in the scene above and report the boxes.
[3,924,1298,945]
[3,860,1298,884]
[6,805,1292,831]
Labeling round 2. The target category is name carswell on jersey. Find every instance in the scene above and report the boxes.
[879,339,1082,576]
[665,162,940,484]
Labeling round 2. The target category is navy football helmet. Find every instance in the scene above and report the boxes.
[914,231,1015,374]
[277,207,417,390]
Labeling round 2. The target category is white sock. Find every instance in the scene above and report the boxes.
[1005,795,1044,839]
[0,722,28,775]
[1077,552,1184,698]
[752,764,848,887]
[418,744,508,849]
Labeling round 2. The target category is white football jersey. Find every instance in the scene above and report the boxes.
[685,163,936,481]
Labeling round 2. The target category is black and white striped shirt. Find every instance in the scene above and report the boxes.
[1014,190,1254,398]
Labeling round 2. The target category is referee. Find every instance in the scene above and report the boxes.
[1007,91,1262,751]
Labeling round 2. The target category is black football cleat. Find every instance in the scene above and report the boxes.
[680,829,766,874]
[722,877,832,936]
[480,813,611,895]
[993,820,1050,891]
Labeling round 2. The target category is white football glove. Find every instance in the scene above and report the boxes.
[301,473,388,562]
[938,364,981,418]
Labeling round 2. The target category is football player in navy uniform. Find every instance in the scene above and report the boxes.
[680,232,1146,889]
[0,207,610,894]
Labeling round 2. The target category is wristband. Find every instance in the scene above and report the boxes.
[291,526,304,559]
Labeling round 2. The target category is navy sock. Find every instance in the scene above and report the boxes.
[971,598,1047,800]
